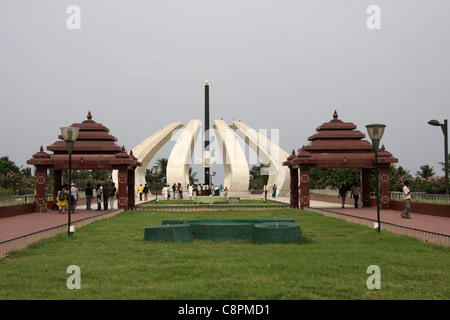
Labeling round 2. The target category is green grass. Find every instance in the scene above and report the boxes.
[0,209,448,300]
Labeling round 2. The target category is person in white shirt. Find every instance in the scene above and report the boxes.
[401,181,412,219]
[70,183,78,212]
[188,184,193,199]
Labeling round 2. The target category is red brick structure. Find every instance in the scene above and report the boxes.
[27,112,141,212]
[283,111,398,209]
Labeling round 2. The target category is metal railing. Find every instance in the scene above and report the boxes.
[388,192,450,205]
[309,207,450,247]
[0,194,43,207]
[310,189,450,205]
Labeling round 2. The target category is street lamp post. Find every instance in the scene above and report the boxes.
[428,119,449,195]
[206,171,216,195]
[153,165,159,202]
[60,126,80,237]
[366,124,386,233]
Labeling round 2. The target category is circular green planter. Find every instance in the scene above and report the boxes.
[256,217,296,223]
[252,222,302,244]
[190,219,265,242]
[144,224,193,242]
[161,220,190,225]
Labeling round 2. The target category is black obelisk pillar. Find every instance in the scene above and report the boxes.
[204,80,210,187]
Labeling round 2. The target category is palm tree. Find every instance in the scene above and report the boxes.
[438,154,450,174]
[416,165,435,179]
[156,158,168,177]
[249,165,269,190]
[189,167,198,184]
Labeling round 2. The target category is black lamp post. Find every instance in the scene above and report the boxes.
[206,171,216,195]
[204,80,210,187]
[153,165,159,202]
[60,126,80,237]
[366,124,386,233]
[428,119,449,195]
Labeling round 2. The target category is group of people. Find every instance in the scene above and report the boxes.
[338,182,362,209]
[56,182,117,213]
[136,183,231,201]
[263,184,278,199]
[337,181,412,218]
[193,184,228,197]
[161,183,188,200]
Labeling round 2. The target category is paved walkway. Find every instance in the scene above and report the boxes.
[1,196,449,244]
[268,196,450,236]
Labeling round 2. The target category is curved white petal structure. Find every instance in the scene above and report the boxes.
[231,120,290,196]
[166,119,202,190]
[213,119,249,197]
[113,121,183,191]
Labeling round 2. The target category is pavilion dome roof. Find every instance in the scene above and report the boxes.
[283,110,397,169]
[28,111,140,170]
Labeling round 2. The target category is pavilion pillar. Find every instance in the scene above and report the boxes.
[53,170,62,201]
[127,169,135,209]
[299,165,310,209]
[35,166,48,212]
[379,164,390,210]
[290,166,299,209]
[362,168,371,207]
[118,167,128,210]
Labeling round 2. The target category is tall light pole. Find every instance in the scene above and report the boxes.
[204,80,210,187]
[428,119,449,195]
[153,165,159,202]
[366,124,386,233]
[60,126,80,237]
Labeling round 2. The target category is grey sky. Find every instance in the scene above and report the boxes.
[1,1,449,184]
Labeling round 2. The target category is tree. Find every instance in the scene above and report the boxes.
[0,156,20,176]
[189,167,198,185]
[156,158,168,178]
[249,165,269,190]
[438,154,450,174]
[309,168,359,189]
[415,165,435,179]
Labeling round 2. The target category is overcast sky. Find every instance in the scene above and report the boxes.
[1,0,449,184]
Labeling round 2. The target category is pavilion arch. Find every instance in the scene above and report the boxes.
[282,111,398,209]
[27,112,141,212]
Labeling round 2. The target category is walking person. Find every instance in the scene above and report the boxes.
[272,184,277,198]
[338,183,347,208]
[138,184,144,201]
[109,182,116,210]
[166,185,171,200]
[401,181,412,219]
[103,183,110,210]
[143,184,149,201]
[188,184,193,199]
[70,183,79,212]
[96,184,103,211]
[56,185,68,214]
[177,183,183,199]
[85,183,93,210]
[162,185,167,200]
[350,183,361,208]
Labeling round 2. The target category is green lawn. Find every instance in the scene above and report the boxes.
[0,209,448,300]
